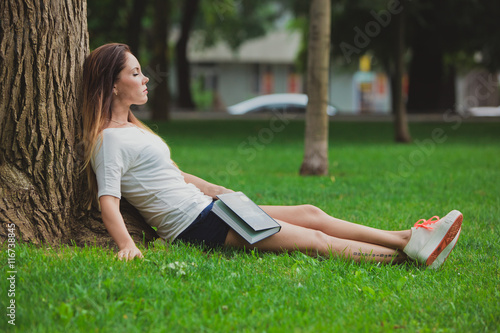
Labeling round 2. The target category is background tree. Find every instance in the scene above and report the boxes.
[198,0,280,50]
[328,0,412,142]
[150,0,172,121]
[472,1,500,72]
[405,0,500,112]
[87,0,279,113]
[175,0,281,110]
[87,0,130,48]
[0,0,156,245]
[406,0,452,113]
[175,0,200,109]
[126,0,150,57]
[300,0,331,176]
[391,8,411,142]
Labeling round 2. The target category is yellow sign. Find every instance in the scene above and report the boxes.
[359,55,371,72]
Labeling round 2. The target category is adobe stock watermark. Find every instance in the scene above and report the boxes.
[340,0,410,64]
[6,223,17,326]
[387,73,498,181]
[208,110,298,185]
[142,64,169,91]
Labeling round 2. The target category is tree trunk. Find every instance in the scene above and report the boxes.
[406,1,448,113]
[0,0,157,247]
[126,0,149,58]
[392,9,411,143]
[175,0,199,110]
[439,63,456,111]
[300,0,331,176]
[150,0,171,121]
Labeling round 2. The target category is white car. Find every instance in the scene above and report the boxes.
[468,106,500,117]
[227,93,337,116]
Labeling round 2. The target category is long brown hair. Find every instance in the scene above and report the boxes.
[81,43,153,209]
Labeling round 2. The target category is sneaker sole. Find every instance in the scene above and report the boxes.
[428,228,461,270]
[417,210,463,266]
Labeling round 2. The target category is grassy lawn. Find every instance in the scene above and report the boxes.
[2,119,499,332]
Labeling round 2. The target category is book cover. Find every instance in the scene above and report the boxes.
[212,192,281,244]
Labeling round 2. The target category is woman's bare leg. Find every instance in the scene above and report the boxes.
[224,220,408,264]
[260,205,411,250]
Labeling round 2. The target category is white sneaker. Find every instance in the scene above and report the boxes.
[403,210,463,268]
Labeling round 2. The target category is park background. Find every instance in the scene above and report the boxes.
[85,0,500,117]
[1,0,499,332]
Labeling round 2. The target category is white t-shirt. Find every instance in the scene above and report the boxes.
[91,126,213,240]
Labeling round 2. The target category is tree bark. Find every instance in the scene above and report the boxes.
[150,0,171,121]
[0,0,157,247]
[300,0,331,176]
[406,1,455,113]
[392,9,411,143]
[126,0,149,58]
[438,63,456,111]
[175,0,199,110]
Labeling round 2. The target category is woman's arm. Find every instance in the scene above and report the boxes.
[181,172,233,199]
[99,195,144,261]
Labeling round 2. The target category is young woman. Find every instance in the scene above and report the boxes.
[82,43,463,269]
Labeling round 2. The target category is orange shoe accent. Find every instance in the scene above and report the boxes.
[414,216,440,230]
[426,214,463,266]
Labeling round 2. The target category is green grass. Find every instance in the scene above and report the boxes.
[2,120,499,332]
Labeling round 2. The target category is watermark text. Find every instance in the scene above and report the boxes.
[6,223,17,326]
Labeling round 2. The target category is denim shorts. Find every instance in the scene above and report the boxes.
[175,201,230,248]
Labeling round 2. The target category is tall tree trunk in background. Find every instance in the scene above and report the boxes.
[439,64,456,110]
[406,31,443,113]
[300,0,331,176]
[406,0,455,113]
[126,0,149,58]
[175,0,200,110]
[392,9,411,143]
[0,0,157,246]
[150,0,171,121]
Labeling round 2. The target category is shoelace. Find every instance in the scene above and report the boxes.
[414,216,440,230]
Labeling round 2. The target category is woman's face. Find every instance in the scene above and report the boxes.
[113,52,149,106]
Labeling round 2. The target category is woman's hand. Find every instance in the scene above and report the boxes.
[100,195,144,262]
[117,244,144,261]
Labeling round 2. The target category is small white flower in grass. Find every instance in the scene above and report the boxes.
[167,261,189,276]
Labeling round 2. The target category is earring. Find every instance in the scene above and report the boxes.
[114,91,118,96]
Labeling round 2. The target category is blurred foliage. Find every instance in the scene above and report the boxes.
[87,0,132,49]
[87,0,281,58]
[280,0,500,72]
[87,0,500,71]
[86,0,500,112]
[197,0,281,50]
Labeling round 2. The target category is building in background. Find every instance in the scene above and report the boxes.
[175,29,497,114]
[185,30,301,110]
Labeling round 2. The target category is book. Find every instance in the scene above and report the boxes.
[212,192,281,244]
